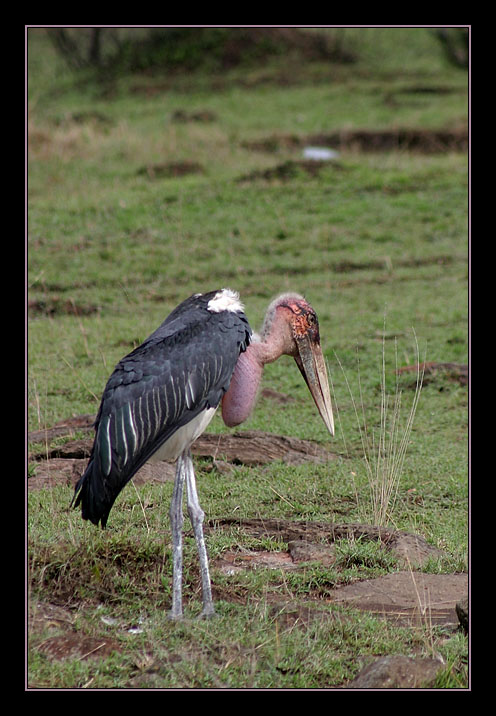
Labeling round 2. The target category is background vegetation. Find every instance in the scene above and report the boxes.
[27,27,469,689]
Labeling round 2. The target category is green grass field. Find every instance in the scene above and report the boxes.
[27,28,469,689]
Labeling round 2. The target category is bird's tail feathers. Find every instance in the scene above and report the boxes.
[72,459,113,528]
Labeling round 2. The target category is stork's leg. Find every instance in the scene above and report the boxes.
[183,449,216,618]
[168,453,186,620]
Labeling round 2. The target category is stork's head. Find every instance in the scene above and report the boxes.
[262,293,335,436]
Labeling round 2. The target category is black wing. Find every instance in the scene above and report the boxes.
[72,291,251,527]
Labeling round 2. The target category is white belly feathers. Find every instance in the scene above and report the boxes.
[148,407,217,463]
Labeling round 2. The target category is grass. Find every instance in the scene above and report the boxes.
[334,324,426,526]
[27,28,469,689]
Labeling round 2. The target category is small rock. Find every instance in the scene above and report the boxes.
[390,532,444,569]
[215,549,296,575]
[212,458,236,475]
[348,654,443,689]
[288,539,336,566]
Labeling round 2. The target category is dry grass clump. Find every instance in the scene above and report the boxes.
[27,111,115,161]
[334,325,425,526]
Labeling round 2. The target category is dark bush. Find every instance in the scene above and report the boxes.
[47,27,357,76]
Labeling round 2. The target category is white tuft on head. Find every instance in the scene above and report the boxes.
[207,288,244,313]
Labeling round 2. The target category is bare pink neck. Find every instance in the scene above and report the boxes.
[221,327,289,427]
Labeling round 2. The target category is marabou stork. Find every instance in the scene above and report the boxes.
[72,288,334,619]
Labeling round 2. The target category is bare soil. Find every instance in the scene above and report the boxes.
[137,161,205,180]
[28,298,100,318]
[241,127,468,155]
[206,516,466,629]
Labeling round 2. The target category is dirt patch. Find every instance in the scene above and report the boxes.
[242,134,302,153]
[28,298,100,318]
[137,161,205,180]
[216,541,337,576]
[28,456,176,492]
[237,158,341,183]
[170,109,217,123]
[28,458,84,491]
[209,518,443,567]
[36,633,120,662]
[29,601,118,666]
[192,430,336,466]
[53,110,113,128]
[28,414,95,445]
[323,127,467,154]
[30,602,76,633]
[331,571,467,628]
[242,127,468,155]
[29,422,337,491]
[209,519,467,631]
[35,439,93,461]
[217,549,297,575]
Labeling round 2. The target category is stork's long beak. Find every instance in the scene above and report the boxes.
[294,335,335,436]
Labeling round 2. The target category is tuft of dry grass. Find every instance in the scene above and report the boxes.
[334,323,425,526]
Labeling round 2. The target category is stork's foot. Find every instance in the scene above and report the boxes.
[199,605,217,619]
[167,608,184,621]
[167,606,215,621]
